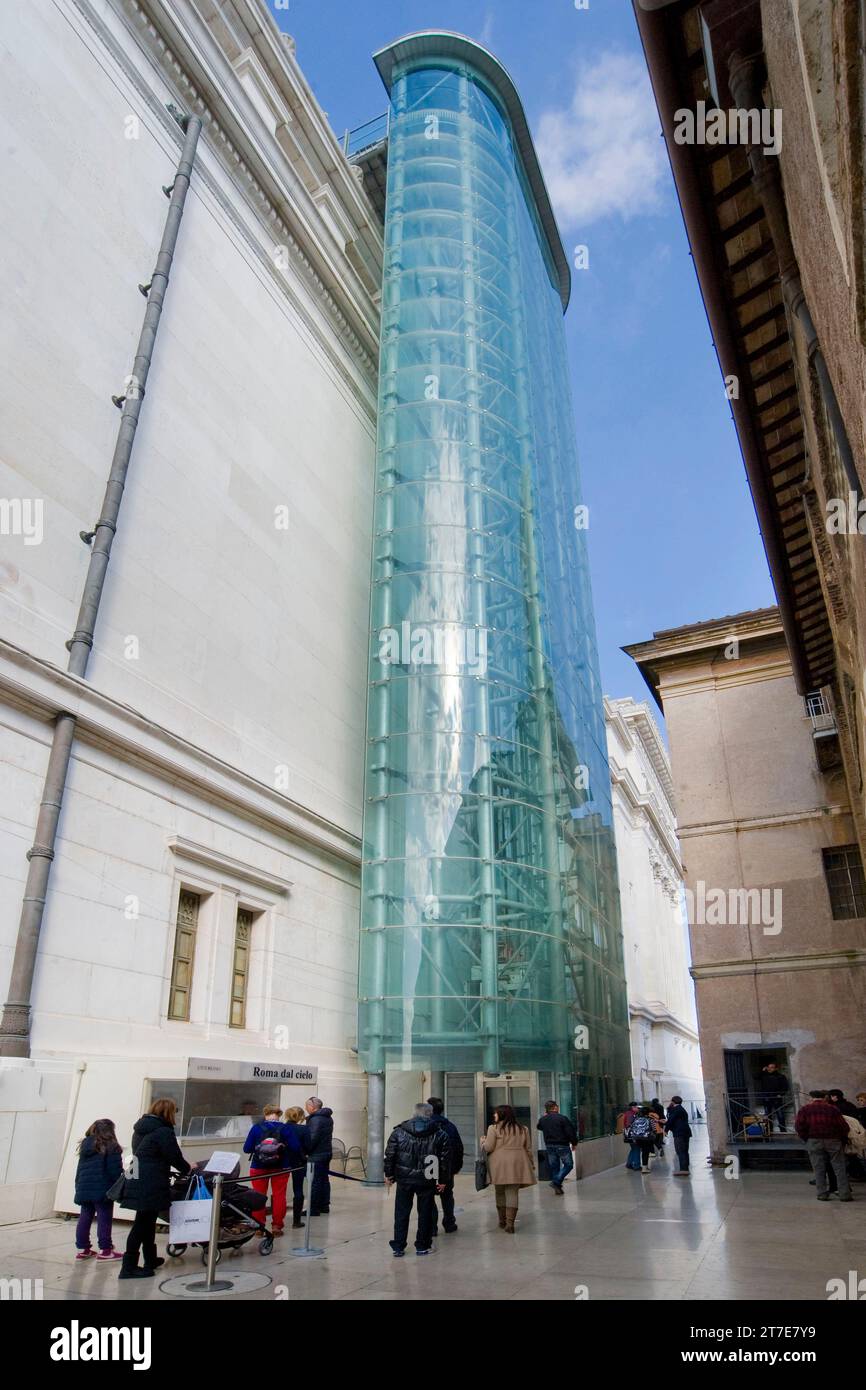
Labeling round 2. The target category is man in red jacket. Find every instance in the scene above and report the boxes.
[794,1091,853,1201]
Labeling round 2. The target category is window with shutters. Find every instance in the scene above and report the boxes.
[822,845,866,919]
[230,908,253,1028]
[168,890,200,1021]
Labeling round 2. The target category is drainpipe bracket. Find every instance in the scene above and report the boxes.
[25,845,55,864]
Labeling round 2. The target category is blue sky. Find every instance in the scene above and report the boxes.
[267,0,775,719]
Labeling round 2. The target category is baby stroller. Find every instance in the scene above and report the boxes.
[163,1161,273,1264]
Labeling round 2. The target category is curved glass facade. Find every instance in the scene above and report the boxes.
[359,40,630,1135]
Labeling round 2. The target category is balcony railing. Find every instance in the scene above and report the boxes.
[343,111,389,158]
[722,1088,804,1143]
[805,691,837,735]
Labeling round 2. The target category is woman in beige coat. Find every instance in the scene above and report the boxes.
[481,1105,537,1233]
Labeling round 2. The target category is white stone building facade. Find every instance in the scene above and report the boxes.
[0,0,382,1219]
[605,697,703,1111]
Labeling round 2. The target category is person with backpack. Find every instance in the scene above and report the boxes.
[427,1096,463,1235]
[384,1102,452,1256]
[73,1118,125,1261]
[627,1105,656,1172]
[665,1095,693,1176]
[536,1099,578,1193]
[620,1101,642,1170]
[244,1103,301,1236]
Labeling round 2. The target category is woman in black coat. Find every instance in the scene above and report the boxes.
[119,1098,190,1279]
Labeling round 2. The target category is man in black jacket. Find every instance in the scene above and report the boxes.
[664,1096,692,1176]
[428,1096,464,1236]
[760,1063,790,1132]
[384,1103,451,1256]
[304,1097,334,1216]
[537,1100,578,1193]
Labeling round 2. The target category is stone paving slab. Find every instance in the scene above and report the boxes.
[0,1131,861,1301]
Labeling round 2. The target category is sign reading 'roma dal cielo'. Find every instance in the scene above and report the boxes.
[186,1057,318,1085]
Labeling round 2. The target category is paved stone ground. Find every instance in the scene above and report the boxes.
[2,1131,864,1301]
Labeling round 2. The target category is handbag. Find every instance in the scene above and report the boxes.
[474,1151,490,1192]
[106,1172,127,1202]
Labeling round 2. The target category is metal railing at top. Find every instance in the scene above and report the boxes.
[805,692,837,734]
[343,110,389,157]
[722,1088,804,1142]
[809,709,838,734]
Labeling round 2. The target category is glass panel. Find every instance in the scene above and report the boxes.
[484,1086,507,1127]
[509,1086,532,1131]
[359,55,632,1135]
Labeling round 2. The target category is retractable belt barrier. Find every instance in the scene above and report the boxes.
[184,1157,370,1285]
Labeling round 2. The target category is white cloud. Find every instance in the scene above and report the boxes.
[479,9,495,50]
[536,51,668,228]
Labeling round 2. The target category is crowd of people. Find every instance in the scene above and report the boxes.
[794,1088,866,1201]
[70,1082,866,1274]
[380,1093,697,1254]
[72,1095,334,1278]
[619,1096,693,1175]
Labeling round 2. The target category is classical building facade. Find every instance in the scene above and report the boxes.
[0,3,629,1216]
[0,0,381,1218]
[605,698,702,1111]
[634,0,866,874]
[626,609,866,1160]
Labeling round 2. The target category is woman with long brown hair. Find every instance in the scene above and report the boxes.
[119,1097,190,1280]
[480,1104,537,1233]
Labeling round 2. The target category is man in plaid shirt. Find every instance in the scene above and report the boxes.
[795,1090,853,1200]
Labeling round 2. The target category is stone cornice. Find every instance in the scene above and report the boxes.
[0,639,361,872]
[691,949,866,979]
[628,1001,699,1042]
[624,608,784,667]
[609,756,683,874]
[677,803,850,839]
[63,0,381,416]
[605,695,675,806]
[167,835,292,894]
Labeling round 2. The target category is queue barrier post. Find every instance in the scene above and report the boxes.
[186,1172,233,1293]
[290,1161,324,1259]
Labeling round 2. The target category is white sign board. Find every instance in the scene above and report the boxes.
[186,1057,318,1086]
[205,1151,242,1174]
[169,1198,213,1244]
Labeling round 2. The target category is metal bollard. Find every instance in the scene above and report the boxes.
[187,1172,232,1292]
[204,1173,222,1286]
[290,1162,324,1259]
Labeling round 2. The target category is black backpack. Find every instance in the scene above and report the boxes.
[629,1115,653,1142]
[252,1123,287,1169]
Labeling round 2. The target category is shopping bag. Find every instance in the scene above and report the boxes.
[474,1152,490,1192]
[169,1198,213,1243]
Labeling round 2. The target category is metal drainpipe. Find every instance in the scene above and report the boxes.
[727,51,863,506]
[0,110,202,1057]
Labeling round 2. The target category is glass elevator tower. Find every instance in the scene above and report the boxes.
[357,33,630,1156]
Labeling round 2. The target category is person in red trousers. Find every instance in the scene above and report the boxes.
[243,1104,302,1236]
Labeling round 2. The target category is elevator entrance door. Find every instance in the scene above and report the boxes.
[478,1073,539,1137]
